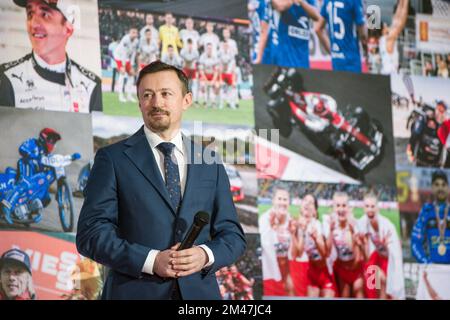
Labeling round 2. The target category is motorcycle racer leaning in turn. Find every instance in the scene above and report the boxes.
[1,128,61,222]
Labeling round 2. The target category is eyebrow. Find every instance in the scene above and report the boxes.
[26,4,53,13]
[142,88,175,93]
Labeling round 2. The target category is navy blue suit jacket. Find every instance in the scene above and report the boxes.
[76,126,246,299]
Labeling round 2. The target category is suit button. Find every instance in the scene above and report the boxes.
[176,229,182,235]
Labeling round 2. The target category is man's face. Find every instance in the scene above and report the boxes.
[129,28,138,41]
[272,189,290,218]
[138,70,192,134]
[146,14,154,25]
[206,22,214,33]
[432,178,449,202]
[333,195,349,223]
[186,18,193,30]
[437,103,446,114]
[364,197,378,220]
[0,263,30,299]
[223,28,230,39]
[165,14,173,25]
[26,0,72,59]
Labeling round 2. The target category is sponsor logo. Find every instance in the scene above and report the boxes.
[19,95,45,104]
[26,79,35,91]
[288,25,309,40]
[79,81,89,92]
[11,72,24,83]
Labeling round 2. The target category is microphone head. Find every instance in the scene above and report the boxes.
[194,211,210,226]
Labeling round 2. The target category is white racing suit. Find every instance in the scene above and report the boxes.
[0,52,102,112]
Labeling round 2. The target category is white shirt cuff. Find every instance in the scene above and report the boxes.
[198,244,215,268]
[142,249,160,275]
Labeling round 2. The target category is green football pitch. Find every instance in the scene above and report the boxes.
[102,92,255,126]
[258,204,401,236]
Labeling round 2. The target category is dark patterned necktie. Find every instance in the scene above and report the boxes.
[157,142,181,211]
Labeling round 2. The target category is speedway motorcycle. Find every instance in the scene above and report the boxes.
[0,153,80,232]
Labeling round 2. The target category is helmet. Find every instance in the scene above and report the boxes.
[312,96,326,113]
[38,128,61,154]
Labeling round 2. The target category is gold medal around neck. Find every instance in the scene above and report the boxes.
[438,243,447,256]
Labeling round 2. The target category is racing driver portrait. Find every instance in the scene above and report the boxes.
[0,0,102,113]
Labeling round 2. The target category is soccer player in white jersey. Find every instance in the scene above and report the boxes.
[199,22,220,56]
[180,17,200,50]
[160,44,183,69]
[324,192,364,298]
[220,28,238,56]
[180,38,200,103]
[198,43,220,108]
[113,27,139,102]
[219,41,238,109]
[139,13,159,48]
[138,29,159,71]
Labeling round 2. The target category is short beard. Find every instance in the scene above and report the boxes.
[148,121,170,132]
[145,107,170,132]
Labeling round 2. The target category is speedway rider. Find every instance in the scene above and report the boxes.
[1,128,61,223]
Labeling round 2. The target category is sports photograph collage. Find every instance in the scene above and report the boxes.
[0,0,449,301]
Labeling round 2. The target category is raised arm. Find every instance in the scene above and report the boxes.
[386,0,409,53]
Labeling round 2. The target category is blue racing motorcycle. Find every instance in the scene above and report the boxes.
[0,153,80,232]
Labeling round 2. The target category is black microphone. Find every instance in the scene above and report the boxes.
[177,211,210,250]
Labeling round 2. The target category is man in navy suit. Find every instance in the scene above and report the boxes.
[76,61,246,300]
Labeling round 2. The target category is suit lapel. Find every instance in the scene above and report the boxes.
[179,136,204,216]
[123,127,176,216]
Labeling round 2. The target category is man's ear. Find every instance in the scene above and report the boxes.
[65,21,74,38]
[182,92,193,110]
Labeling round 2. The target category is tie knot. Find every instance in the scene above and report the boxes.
[157,142,176,156]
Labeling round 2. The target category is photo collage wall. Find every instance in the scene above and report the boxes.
[0,0,449,300]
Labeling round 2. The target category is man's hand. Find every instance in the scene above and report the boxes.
[153,244,180,278]
[170,245,208,277]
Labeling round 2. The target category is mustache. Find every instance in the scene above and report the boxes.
[148,107,170,116]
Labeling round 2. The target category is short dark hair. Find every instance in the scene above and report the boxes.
[432,170,448,185]
[136,60,190,96]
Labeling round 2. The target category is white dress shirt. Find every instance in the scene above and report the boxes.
[141,126,214,275]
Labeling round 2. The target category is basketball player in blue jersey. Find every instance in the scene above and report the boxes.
[270,0,320,68]
[315,0,367,72]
